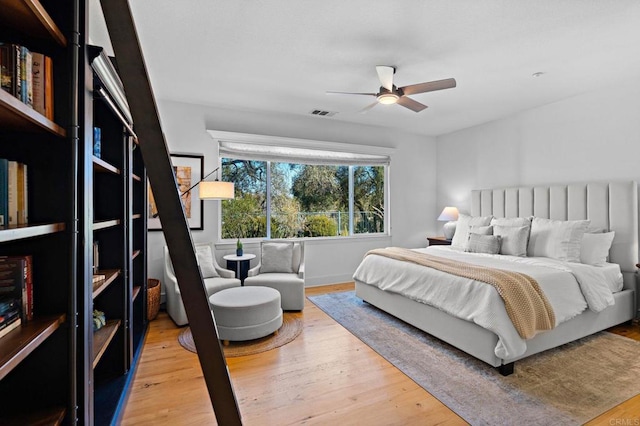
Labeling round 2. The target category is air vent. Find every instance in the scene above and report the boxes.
[309,109,337,117]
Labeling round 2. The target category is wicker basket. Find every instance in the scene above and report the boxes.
[147,278,161,321]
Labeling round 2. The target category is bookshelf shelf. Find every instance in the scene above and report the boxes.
[2,406,66,426]
[93,156,121,175]
[92,269,121,298]
[132,172,141,182]
[0,314,66,381]
[0,222,65,243]
[132,213,142,220]
[0,0,67,46]
[0,90,66,136]
[92,319,121,368]
[92,219,121,231]
[132,249,141,260]
[132,285,141,301]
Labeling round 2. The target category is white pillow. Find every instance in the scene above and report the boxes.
[261,242,294,273]
[493,225,530,257]
[195,245,219,278]
[469,225,493,235]
[451,214,493,249]
[527,217,590,262]
[580,231,615,266]
[465,233,501,254]
[491,217,531,227]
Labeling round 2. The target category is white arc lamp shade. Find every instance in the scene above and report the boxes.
[437,206,459,240]
[198,181,235,200]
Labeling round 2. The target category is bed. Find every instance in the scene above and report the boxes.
[354,181,638,374]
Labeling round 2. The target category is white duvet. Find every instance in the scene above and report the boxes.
[352,246,623,359]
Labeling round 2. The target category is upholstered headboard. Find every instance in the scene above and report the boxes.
[470,181,638,278]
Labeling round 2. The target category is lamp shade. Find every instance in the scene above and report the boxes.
[199,181,235,200]
[437,206,459,222]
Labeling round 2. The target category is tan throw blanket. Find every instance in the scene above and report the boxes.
[366,247,556,339]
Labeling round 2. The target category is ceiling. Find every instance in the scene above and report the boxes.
[97,1,640,137]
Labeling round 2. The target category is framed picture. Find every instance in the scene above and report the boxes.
[148,153,205,231]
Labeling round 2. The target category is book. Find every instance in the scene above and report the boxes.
[0,43,20,97]
[21,255,33,320]
[17,162,27,224]
[31,51,45,116]
[20,46,32,107]
[0,315,21,339]
[0,159,7,226]
[0,255,33,321]
[0,257,27,322]
[7,160,17,226]
[44,55,54,120]
[0,298,19,315]
[92,274,106,284]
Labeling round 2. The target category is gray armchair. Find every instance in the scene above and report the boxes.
[244,241,305,311]
[163,242,241,326]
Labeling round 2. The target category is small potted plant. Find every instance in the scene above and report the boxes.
[236,238,243,256]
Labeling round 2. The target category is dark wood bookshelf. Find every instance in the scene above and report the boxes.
[1,406,66,426]
[93,219,121,231]
[0,0,66,46]
[0,90,66,136]
[132,285,141,301]
[92,269,122,298]
[92,319,121,368]
[93,156,121,175]
[0,2,148,422]
[0,314,66,380]
[0,222,65,243]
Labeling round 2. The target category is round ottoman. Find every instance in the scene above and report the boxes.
[209,286,283,345]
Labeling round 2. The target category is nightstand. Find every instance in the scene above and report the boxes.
[427,236,452,246]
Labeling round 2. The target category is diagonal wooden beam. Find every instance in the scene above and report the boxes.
[98,1,242,424]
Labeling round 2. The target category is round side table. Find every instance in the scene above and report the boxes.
[223,253,256,285]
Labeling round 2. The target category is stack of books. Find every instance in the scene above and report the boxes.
[0,42,54,120]
[0,159,28,227]
[0,255,33,339]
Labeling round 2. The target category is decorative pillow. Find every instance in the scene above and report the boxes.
[451,214,493,249]
[469,225,493,236]
[493,225,530,257]
[527,217,590,262]
[261,242,294,273]
[195,245,219,278]
[465,233,501,254]
[490,217,532,227]
[580,231,615,266]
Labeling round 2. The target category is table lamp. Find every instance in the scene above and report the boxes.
[437,206,459,240]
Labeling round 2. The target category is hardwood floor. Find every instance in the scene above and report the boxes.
[121,283,640,425]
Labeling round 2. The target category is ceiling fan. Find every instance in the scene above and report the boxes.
[327,65,456,113]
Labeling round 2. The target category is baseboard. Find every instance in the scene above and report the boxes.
[305,273,354,287]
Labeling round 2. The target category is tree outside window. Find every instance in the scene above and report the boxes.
[221,158,385,239]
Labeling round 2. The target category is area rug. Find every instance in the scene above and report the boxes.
[178,313,303,357]
[308,291,640,425]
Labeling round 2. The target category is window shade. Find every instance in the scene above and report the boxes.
[219,141,390,166]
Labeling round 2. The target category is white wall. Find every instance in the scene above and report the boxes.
[149,100,438,291]
[436,82,640,221]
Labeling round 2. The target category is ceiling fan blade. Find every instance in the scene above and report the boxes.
[358,102,378,114]
[400,78,457,96]
[397,96,428,112]
[376,66,395,91]
[326,91,377,96]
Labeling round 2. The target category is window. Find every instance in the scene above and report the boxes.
[218,140,389,240]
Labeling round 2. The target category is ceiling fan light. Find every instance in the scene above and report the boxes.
[377,93,399,105]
